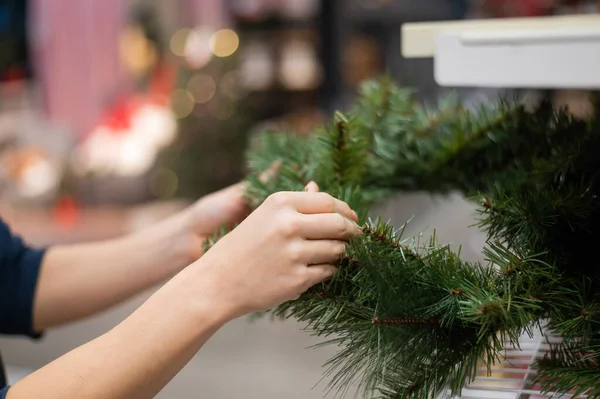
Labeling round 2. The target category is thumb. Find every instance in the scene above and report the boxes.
[303,181,320,193]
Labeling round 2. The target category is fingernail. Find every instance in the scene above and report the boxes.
[304,181,317,192]
[352,210,358,220]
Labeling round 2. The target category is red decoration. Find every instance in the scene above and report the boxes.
[53,195,80,229]
[99,97,137,133]
[147,63,177,106]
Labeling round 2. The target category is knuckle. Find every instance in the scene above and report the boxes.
[277,213,301,237]
[286,242,304,264]
[266,192,289,208]
[336,215,349,235]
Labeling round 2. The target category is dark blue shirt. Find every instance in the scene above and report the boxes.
[0,218,46,398]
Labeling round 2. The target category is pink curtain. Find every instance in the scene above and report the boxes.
[29,0,126,136]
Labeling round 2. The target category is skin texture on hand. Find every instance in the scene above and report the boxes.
[188,188,361,319]
[182,182,252,261]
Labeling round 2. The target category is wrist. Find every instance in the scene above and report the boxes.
[176,256,241,324]
[165,208,199,265]
[145,267,232,334]
[123,211,196,275]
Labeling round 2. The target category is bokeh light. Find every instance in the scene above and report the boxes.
[119,25,158,78]
[279,0,319,19]
[170,28,192,57]
[279,39,322,90]
[170,89,195,119]
[209,29,240,58]
[184,27,213,68]
[187,74,217,104]
[239,42,274,91]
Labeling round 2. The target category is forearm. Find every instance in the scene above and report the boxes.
[33,211,195,331]
[9,265,230,399]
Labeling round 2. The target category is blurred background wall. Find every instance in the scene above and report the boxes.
[0,0,598,397]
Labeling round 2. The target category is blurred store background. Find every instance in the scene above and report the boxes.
[0,0,598,398]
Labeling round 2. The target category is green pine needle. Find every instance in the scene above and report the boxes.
[202,78,600,398]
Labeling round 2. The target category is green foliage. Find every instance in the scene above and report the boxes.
[537,339,600,398]
[211,78,600,398]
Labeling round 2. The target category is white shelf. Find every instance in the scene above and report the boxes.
[401,14,600,89]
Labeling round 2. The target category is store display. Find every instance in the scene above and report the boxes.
[208,78,600,398]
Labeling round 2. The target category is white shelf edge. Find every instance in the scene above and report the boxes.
[402,14,600,58]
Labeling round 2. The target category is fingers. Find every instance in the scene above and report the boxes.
[227,181,248,196]
[259,160,282,184]
[304,264,338,288]
[300,213,361,241]
[303,181,319,192]
[272,191,357,222]
[295,191,357,222]
[305,240,347,265]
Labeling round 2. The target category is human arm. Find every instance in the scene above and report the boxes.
[7,189,360,399]
[32,182,254,331]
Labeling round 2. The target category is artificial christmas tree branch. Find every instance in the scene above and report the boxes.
[208,78,600,398]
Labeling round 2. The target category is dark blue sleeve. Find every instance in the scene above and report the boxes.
[0,386,8,398]
[0,218,46,338]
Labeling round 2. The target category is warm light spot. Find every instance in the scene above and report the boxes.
[184,27,213,68]
[279,39,321,90]
[239,42,274,90]
[120,25,158,78]
[187,74,216,103]
[209,29,239,57]
[170,28,192,57]
[279,0,319,19]
[170,89,195,119]
[19,158,59,197]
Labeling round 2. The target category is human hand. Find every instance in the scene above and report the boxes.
[189,182,360,320]
[181,163,280,260]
